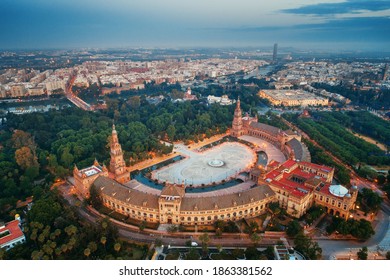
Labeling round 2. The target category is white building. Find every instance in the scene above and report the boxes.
[0,217,26,251]
[207,95,234,105]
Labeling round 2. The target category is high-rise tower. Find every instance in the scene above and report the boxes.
[231,98,244,137]
[109,124,130,183]
[273,43,278,63]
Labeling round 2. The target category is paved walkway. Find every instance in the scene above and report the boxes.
[152,142,256,186]
[239,135,286,163]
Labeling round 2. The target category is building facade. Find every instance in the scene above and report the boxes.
[230,98,310,162]
[259,90,329,107]
[73,122,276,226]
[96,176,276,226]
[254,159,357,219]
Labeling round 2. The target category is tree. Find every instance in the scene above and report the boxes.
[89,184,102,209]
[88,241,98,254]
[250,232,261,245]
[358,188,383,212]
[128,96,141,110]
[185,248,200,260]
[286,220,303,237]
[357,247,368,260]
[386,251,390,260]
[293,232,322,260]
[64,225,78,237]
[60,147,74,168]
[28,197,62,225]
[199,233,210,257]
[100,236,107,248]
[114,243,121,253]
[139,221,146,231]
[84,248,91,258]
[166,125,176,140]
[232,248,245,259]
[11,130,35,149]
[248,221,259,233]
[15,147,38,170]
[245,246,261,260]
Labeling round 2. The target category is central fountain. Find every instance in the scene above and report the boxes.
[208,159,225,167]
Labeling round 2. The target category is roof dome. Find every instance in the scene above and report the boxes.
[329,185,348,197]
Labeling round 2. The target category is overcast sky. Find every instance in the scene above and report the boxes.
[1,0,389,51]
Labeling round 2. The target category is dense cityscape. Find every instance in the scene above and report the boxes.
[0,46,389,262]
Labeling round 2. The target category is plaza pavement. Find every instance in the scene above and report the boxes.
[239,135,286,164]
[151,142,256,186]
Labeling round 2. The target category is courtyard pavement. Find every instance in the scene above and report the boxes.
[239,135,286,164]
[152,142,256,186]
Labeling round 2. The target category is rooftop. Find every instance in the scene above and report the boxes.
[0,220,24,247]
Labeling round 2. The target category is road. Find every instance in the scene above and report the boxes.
[317,204,390,259]
[65,73,94,111]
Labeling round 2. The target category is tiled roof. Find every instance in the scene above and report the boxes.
[281,159,298,169]
[286,138,304,161]
[181,184,275,211]
[161,185,185,197]
[249,122,280,136]
[265,159,333,199]
[0,220,24,246]
[95,176,159,209]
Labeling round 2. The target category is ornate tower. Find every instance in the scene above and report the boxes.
[231,98,244,137]
[109,124,130,183]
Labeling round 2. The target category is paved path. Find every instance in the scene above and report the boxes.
[152,142,256,186]
[317,208,390,259]
[239,135,286,164]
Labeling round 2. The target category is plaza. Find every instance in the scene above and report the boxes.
[151,142,256,186]
[239,135,286,164]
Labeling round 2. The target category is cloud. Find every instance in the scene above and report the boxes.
[282,0,390,16]
[212,16,390,47]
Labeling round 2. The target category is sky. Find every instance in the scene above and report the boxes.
[0,0,389,51]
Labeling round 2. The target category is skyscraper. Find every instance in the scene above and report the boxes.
[273,43,278,63]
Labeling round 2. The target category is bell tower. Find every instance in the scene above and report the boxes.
[109,124,130,183]
[231,98,244,137]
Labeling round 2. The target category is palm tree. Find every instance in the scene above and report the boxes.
[84,248,91,259]
[88,241,98,253]
[114,242,121,253]
[100,236,107,251]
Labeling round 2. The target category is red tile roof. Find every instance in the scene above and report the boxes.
[266,170,281,180]
[265,159,333,199]
[290,169,314,180]
[0,220,24,246]
[281,159,298,169]
[270,180,308,198]
[316,184,332,195]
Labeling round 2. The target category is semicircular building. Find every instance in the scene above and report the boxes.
[72,101,356,226]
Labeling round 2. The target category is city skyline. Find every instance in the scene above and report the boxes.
[1,0,389,51]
